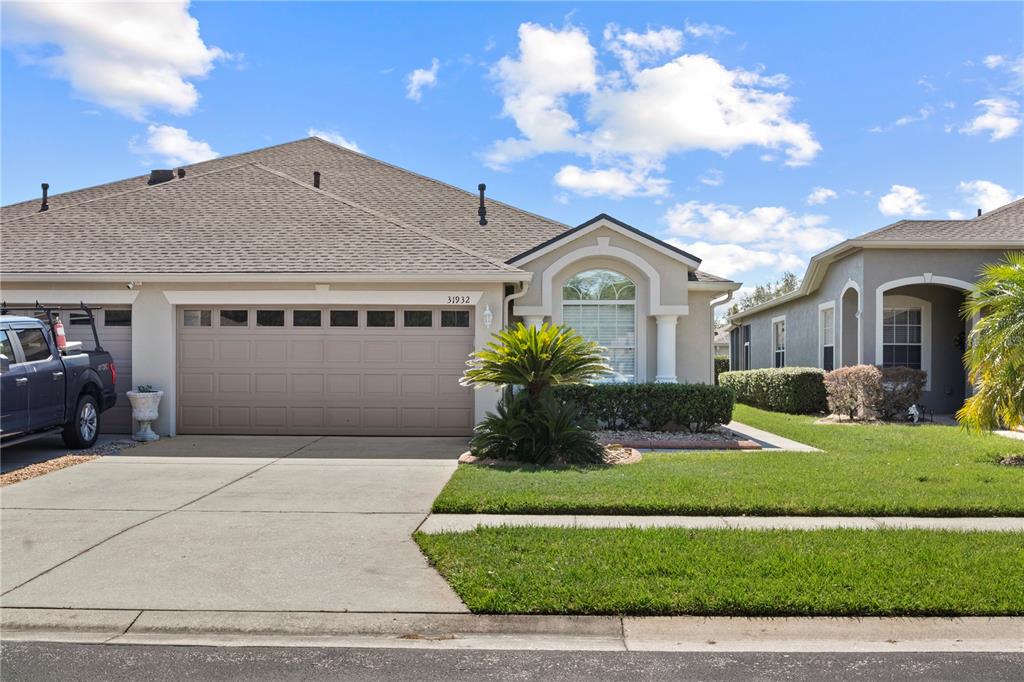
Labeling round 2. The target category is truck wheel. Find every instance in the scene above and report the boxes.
[63,394,100,449]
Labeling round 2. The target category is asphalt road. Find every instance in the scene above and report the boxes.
[2,642,1022,681]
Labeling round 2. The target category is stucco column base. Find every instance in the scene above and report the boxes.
[523,315,545,328]
[655,315,678,383]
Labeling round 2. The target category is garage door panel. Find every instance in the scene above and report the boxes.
[178,306,474,436]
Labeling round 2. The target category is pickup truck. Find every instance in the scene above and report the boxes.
[0,311,118,449]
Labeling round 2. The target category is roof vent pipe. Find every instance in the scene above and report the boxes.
[177,168,186,179]
[39,183,49,212]
[478,183,488,226]
[977,208,982,217]
[313,171,321,189]
[148,169,174,184]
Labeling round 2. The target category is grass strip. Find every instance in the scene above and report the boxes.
[416,526,1024,616]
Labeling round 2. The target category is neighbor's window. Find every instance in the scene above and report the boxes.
[367,310,396,327]
[183,310,212,327]
[742,324,751,371]
[293,310,322,327]
[104,309,132,327]
[883,307,922,369]
[219,309,248,327]
[257,310,285,327]
[404,310,433,328]
[562,269,636,382]
[330,310,358,327]
[773,319,786,368]
[441,310,470,328]
[821,307,835,372]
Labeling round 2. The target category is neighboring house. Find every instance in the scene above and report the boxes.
[713,327,730,359]
[1,137,739,437]
[728,200,1024,413]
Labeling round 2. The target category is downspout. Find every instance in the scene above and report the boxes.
[502,281,530,329]
[710,291,734,383]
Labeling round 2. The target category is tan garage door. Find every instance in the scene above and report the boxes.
[177,306,475,435]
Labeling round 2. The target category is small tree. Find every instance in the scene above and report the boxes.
[958,252,1024,431]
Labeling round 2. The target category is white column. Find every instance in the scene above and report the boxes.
[655,315,678,383]
[523,315,545,328]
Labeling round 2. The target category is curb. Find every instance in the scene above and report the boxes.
[3,609,1022,652]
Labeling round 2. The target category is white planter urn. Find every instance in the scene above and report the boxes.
[127,390,164,442]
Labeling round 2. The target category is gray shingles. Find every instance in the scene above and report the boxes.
[856,198,1024,242]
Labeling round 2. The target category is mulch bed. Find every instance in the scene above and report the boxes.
[1000,455,1024,467]
[459,444,642,467]
[1,455,100,486]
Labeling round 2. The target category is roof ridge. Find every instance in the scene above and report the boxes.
[307,136,571,232]
[975,195,1024,221]
[250,162,521,273]
[1,162,256,225]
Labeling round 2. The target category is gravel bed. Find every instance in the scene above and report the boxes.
[595,427,736,443]
[0,455,100,486]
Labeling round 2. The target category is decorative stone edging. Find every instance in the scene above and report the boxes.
[458,447,642,467]
[599,439,761,450]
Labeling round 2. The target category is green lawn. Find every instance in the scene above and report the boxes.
[432,405,1024,516]
[415,527,1024,616]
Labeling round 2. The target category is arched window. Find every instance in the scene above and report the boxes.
[562,269,636,382]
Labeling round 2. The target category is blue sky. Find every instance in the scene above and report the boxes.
[3,2,1021,292]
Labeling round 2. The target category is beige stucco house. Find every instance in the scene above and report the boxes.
[1,137,739,437]
[728,199,1024,413]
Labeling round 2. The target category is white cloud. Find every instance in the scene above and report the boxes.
[984,55,1006,69]
[806,187,838,205]
[957,180,1018,212]
[699,168,724,186]
[947,209,967,219]
[308,128,362,153]
[683,21,732,41]
[554,164,669,198]
[878,185,928,216]
[406,58,440,101]
[603,24,683,74]
[870,106,934,133]
[664,201,842,252]
[670,240,804,278]
[485,23,820,196]
[3,1,226,119]
[960,98,1021,141]
[132,124,217,166]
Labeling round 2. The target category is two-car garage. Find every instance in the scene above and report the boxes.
[175,305,476,436]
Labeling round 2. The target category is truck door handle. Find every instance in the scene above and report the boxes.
[52,371,64,380]
[15,377,28,385]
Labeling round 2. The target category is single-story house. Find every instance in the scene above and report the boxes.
[728,199,1024,413]
[713,327,730,359]
[1,137,739,436]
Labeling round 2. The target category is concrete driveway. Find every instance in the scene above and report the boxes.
[1,436,468,613]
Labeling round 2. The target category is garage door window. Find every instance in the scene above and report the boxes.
[404,310,433,328]
[220,310,248,327]
[441,310,470,328]
[330,310,358,327]
[105,310,132,326]
[257,310,285,327]
[367,310,395,327]
[184,310,212,327]
[293,310,322,327]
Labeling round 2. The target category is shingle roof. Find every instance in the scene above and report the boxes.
[2,137,568,266]
[690,270,732,283]
[1,162,518,274]
[856,197,1024,242]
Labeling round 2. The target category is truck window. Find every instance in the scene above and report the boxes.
[16,328,52,362]
[0,330,13,365]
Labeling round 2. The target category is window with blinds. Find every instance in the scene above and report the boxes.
[562,269,636,382]
[883,307,922,368]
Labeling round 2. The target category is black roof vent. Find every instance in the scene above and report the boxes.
[313,171,321,189]
[478,183,488,226]
[40,183,49,212]
[148,169,175,185]
[977,208,983,217]
[177,168,186,179]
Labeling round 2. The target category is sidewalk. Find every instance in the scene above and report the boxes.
[419,514,1024,533]
[2,608,1021,652]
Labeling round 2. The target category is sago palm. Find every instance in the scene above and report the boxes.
[461,322,611,396]
[957,251,1024,431]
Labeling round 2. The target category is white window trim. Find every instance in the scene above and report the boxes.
[880,294,932,391]
[818,301,836,370]
[771,314,786,368]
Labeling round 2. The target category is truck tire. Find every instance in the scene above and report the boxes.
[63,393,101,449]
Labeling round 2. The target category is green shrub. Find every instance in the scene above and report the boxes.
[824,365,884,420]
[714,356,729,385]
[719,367,827,414]
[879,366,928,420]
[470,390,605,465]
[553,383,735,433]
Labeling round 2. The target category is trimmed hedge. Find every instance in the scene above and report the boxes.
[719,367,827,414]
[714,356,730,385]
[553,383,735,433]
